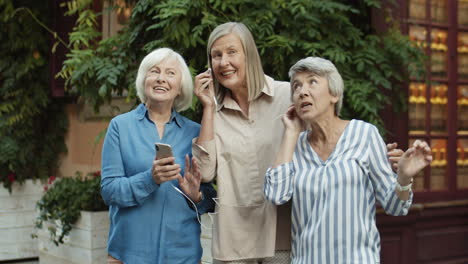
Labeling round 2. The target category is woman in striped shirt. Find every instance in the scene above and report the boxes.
[264,57,432,264]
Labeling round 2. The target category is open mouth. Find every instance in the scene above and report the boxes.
[300,102,312,110]
[220,70,236,77]
[153,86,169,92]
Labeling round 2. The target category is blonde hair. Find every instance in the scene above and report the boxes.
[135,48,193,111]
[289,57,344,116]
[207,22,265,103]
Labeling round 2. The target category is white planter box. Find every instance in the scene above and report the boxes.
[0,179,43,261]
[38,211,109,264]
[38,211,212,263]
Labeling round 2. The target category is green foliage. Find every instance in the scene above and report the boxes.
[59,0,425,132]
[33,172,107,246]
[0,0,68,191]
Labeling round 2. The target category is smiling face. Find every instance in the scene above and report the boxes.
[291,72,338,123]
[144,58,182,107]
[210,33,246,92]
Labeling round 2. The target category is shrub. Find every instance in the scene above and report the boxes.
[0,0,68,192]
[33,171,108,246]
[58,0,425,131]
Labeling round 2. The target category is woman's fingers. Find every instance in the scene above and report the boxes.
[194,71,215,108]
[184,155,194,182]
[196,77,212,92]
[397,139,433,179]
[176,174,184,186]
[285,105,296,117]
[195,71,213,91]
[155,156,175,163]
[152,160,181,184]
[157,165,180,174]
[152,158,175,173]
[184,154,191,171]
[154,173,180,184]
[191,157,201,182]
[386,142,397,152]
[195,70,211,80]
[155,168,181,179]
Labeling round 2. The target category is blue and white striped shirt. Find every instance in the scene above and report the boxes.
[264,119,412,264]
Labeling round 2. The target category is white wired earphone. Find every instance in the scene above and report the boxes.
[172,185,217,230]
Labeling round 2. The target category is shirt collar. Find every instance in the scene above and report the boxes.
[216,75,275,112]
[135,103,184,127]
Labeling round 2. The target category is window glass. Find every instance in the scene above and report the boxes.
[410,0,427,20]
[430,83,448,134]
[409,82,427,134]
[458,85,468,134]
[458,33,468,80]
[430,139,448,190]
[459,0,468,26]
[431,0,448,23]
[430,29,448,78]
[457,139,468,188]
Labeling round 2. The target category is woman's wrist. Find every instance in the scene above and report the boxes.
[202,103,216,114]
[397,176,413,187]
[192,191,203,203]
[284,128,301,138]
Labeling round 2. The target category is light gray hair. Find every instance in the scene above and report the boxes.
[288,57,344,116]
[207,22,265,103]
[135,48,193,111]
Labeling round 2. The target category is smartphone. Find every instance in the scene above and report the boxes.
[155,143,173,159]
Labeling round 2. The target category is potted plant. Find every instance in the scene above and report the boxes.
[34,171,109,264]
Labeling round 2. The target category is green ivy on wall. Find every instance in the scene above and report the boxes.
[0,0,68,192]
[59,0,425,129]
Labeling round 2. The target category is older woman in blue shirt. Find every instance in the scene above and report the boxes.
[101,47,215,264]
[264,57,432,264]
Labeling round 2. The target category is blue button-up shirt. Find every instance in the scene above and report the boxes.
[101,104,215,264]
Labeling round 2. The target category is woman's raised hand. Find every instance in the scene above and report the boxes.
[397,140,433,183]
[177,155,202,203]
[282,105,303,135]
[152,157,181,184]
[194,69,215,108]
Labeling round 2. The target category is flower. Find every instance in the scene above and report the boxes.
[7,173,16,183]
[92,171,101,177]
[32,50,41,60]
[48,175,56,184]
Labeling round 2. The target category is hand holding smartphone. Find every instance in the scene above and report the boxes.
[152,143,180,185]
[155,143,173,159]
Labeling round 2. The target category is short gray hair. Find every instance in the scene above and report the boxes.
[207,22,265,103]
[135,48,193,112]
[288,57,344,116]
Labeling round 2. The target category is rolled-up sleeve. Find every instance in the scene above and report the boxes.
[100,119,159,208]
[368,125,413,216]
[192,137,217,182]
[264,162,294,205]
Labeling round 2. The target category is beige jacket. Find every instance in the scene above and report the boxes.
[193,76,292,261]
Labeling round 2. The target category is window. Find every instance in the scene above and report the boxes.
[102,0,132,39]
[406,0,468,201]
